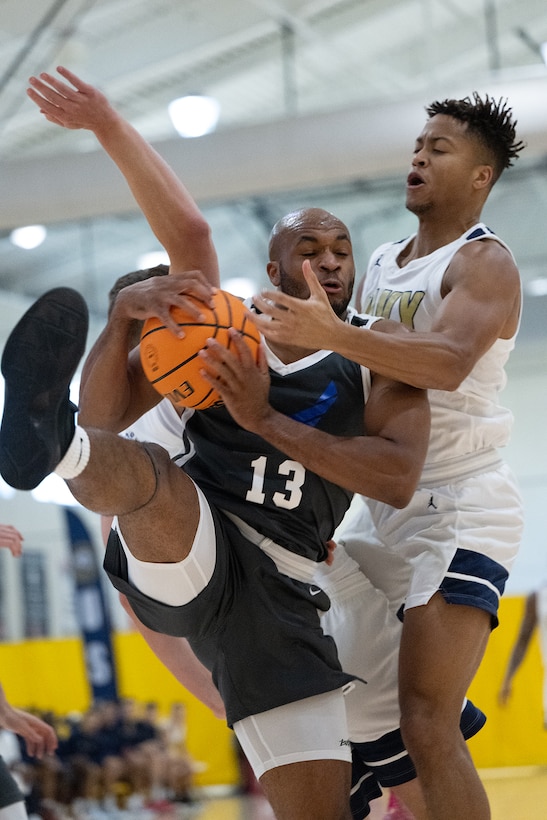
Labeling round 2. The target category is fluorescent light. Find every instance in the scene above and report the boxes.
[10,225,47,249]
[168,95,220,138]
[525,277,547,296]
[541,42,547,65]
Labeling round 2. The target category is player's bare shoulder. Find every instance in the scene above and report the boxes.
[444,236,520,294]
[443,237,521,338]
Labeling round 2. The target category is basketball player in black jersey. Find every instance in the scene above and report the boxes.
[1,67,432,820]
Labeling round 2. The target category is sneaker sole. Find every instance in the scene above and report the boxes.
[0,287,89,490]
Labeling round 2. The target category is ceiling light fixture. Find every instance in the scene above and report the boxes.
[10,225,47,250]
[541,42,547,65]
[168,94,220,138]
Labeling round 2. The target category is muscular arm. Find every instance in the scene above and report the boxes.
[27,67,220,284]
[27,71,222,430]
[498,592,538,705]
[202,332,430,508]
[253,242,521,390]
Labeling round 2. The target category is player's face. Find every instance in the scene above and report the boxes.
[406,114,489,216]
[273,223,355,318]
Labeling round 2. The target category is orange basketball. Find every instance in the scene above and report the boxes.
[140,289,261,410]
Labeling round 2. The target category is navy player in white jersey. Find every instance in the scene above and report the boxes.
[1,70,431,820]
[252,94,525,820]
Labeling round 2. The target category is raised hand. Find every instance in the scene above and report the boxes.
[27,65,117,133]
[252,260,345,350]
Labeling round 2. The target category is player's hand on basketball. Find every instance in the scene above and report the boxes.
[0,524,24,558]
[27,66,118,132]
[113,271,216,337]
[253,260,343,349]
[200,330,271,430]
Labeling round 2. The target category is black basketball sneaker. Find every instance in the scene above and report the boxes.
[0,287,88,490]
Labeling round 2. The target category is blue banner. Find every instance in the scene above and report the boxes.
[64,508,118,702]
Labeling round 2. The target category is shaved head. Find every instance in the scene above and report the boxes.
[269,208,351,260]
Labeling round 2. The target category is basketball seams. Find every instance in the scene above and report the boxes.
[141,320,221,341]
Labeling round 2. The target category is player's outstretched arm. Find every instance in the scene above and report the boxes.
[26,66,220,286]
[253,243,520,391]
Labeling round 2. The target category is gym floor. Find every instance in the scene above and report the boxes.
[155,766,547,819]
[46,767,547,819]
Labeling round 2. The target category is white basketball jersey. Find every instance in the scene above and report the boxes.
[361,223,519,482]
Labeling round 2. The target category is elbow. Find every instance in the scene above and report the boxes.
[365,481,414,509]
[388,488,415,509]
[380,483,415,509]
[183,214,213,245]
[430,370,466,392]
[375,464,423,508]
[424,353,474,392]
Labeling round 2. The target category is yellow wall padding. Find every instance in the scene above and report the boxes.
[1,594,545,778]
[468,595,547,768]
[0,631,239,788]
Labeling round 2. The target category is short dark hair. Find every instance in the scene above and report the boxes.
[108,263,169,349]
[108,263,169,316]
[426,93,525,183]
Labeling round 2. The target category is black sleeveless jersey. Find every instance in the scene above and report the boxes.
[184,347,367,562]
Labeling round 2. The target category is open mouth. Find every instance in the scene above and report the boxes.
[321,279,343,294]
[407,171,425,188]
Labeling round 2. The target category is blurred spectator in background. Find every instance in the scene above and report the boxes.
[499,580,547,727]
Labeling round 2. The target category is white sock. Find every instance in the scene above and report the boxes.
[54,425,90,479]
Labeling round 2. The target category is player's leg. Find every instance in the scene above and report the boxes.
[389,781,427,819]
[0,287,200,561]
[234,690,353,820]
[260,760,352,820]
[69,435,200,563]
[398,594,491,820]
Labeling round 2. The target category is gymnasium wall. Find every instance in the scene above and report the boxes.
[467,594,547,769]
[0,630,240,788]
[0,593,544,776]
